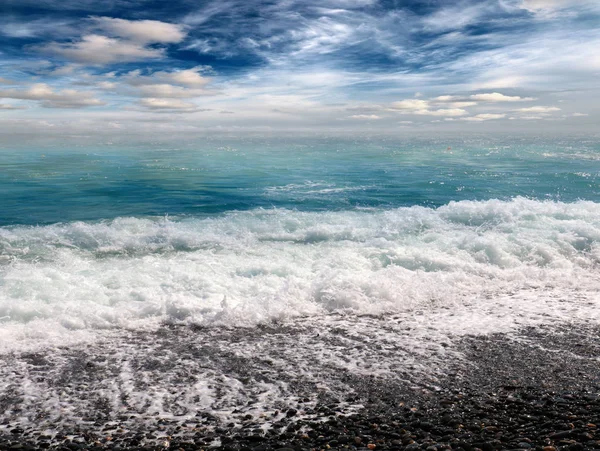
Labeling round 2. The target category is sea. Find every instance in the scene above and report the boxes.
[1,134,600,437]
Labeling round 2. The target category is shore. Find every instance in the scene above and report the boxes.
[1,319,599,450]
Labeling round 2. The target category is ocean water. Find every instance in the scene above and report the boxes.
[2,135,600,437]
[1,135,600,352]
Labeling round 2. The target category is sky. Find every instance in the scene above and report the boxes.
[0,0,599,137]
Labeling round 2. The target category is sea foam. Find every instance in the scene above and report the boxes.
[1,197,599,351]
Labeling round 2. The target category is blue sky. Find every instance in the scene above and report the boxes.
[0,0,598,135]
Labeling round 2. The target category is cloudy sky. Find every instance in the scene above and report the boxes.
[0,0,598,136]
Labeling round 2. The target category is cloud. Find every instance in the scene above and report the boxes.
[390,98,468,116]
[96,68,216,108]
[38,35,165,65]
[469,93,535,102]
[349,114,380,119]
[48,64,80,76]
[0,17,77,39]
[96,81,118,90]
[2,1,598,133]
[519,0,598,14]
[389,93,534,121]
[0,83,105,108]
[426,108,469,117]
[515,106,561,114]
[520,0,564,11]
[36,18,186,65]
[462,113,506,122]
[161,68,211,88]
[390,99,429,111]
[135,84,208,98]
[456,29,600,94]
[138,98,198,111]
[509,115,543,120]
[182,0,409,71]
[123,67,211,90]
[91,17,187,44]
[432,96,477,108]
[571,112,588,117]
[287,17,356,57]
[433,96,458,102]
[471,76,530,90]
[0,103,26,110]
[421,2,492,32]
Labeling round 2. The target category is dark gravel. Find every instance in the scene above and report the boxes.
[1,323,599,450]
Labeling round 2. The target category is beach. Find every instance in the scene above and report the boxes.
[1,317,599,450]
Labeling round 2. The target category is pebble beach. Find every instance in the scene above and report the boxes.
[1,319,599,450]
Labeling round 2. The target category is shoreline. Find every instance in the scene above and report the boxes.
[1,320,599,450]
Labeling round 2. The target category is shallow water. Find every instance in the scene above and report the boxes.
[1,135,600,438]
[1,136,600,349]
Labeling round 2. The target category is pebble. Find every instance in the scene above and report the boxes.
[3,327,600,451]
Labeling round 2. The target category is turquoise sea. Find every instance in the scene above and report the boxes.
[3,136,600,226]
[1,135,600,349]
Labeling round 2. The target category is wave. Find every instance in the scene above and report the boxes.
[1,197,600,349]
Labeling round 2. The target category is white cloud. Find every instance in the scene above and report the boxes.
[3,3,597,134]
[38,35,165,64]
[519,0,598,14]
[96,68,216,106]
[49,64,80,76]
[290,18,355,56]
[390,98,468,116]
[471,76,530,90]
[520,0,562,11]
[91,17,187,44]
[515,106,561,114]
[571,112,589,117]
[0,83,105,108]
[390,99,429,110]
[123,67,211,89]
[462,113,506,122]
[458,30,600,93]
[426,108,469,117]
[449,102,478,108]
[164,68,211,88]
[0,17,77,39]
[390,93,531,120]
[135,84,207,98]
[432,96,478,108]
[470,92,535,102]
[97,81,118,90]
[36,18,186,65]
[421,2,489,32]
[138,98,198,111]
[349,114,380,119]
[0,103,26,110]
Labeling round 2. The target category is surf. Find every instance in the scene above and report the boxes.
[1,197,599,352]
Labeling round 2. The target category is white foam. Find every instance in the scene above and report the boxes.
[1,197,600,352]
[264,180,371,196]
